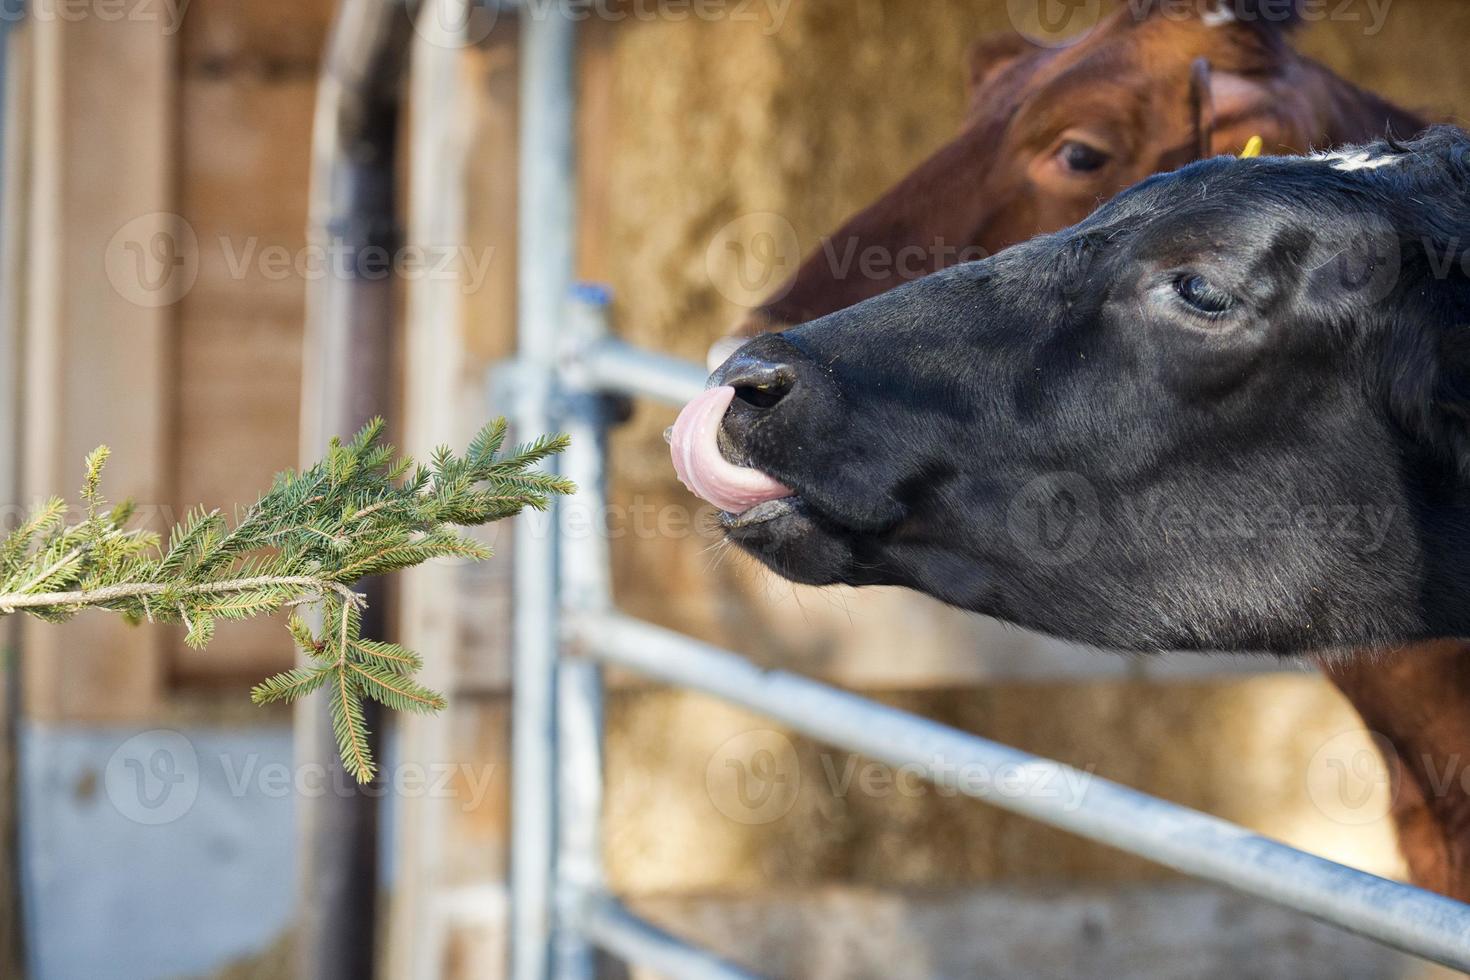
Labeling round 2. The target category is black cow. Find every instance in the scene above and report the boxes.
[672,127,1470,656]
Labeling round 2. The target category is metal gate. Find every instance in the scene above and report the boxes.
[505,7,1470,979]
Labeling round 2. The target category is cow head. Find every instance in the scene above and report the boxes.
[674,130,1470,656]
[728,0,1425,348]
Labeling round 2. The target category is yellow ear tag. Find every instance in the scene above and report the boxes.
[1239,135,1264,159]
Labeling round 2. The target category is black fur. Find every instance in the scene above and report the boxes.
[713,127,1470,656]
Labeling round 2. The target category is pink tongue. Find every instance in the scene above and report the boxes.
[670,386,793,514]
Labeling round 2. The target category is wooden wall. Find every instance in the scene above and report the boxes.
[12,0,338,725]
[169,0,333,685]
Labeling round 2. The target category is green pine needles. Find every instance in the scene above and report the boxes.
[0,418,572,781]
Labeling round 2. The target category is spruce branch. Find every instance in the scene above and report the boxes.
[0,417,573,781]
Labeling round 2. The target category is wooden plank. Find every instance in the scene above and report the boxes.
[172,75,318,324]
[387,2,484,973]
[0,17,30,976]
[20,2,175,724]
[180,0,335,74]
[167,75,316,683]
[449,28,521,700]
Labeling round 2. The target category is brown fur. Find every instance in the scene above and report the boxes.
[1324,647,1470,902]
[738,8,1423,332]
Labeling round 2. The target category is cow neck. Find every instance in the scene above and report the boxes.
[1320,640,1470,901]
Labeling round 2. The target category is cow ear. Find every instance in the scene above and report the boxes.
[1420,326,1470,481]
[1438,329,1470,418]
[1372,131,1470,477]
[965,31,1034,97]
[1384,288,1470,481]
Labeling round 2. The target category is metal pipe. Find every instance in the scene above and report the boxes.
[578,337,709,407]
[298,2,415,978]
[575,892,761,980]
[511,5,578,980]
[552,288,614,980]
[570,611,1470,973]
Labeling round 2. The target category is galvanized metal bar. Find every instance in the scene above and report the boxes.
[552,658,603,980]
[297,2,414,977]
[511,4,578,980]
[570,611,1470,973]
[578,337,709,407]
[575,892,761,980]
[552,288,615,980]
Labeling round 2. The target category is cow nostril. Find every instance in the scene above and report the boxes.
[734,381,790,409]
[714,346,801,410]
[727,362,796,409]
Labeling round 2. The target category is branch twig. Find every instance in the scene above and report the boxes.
[0,575,360,613]
[0,417,572,781]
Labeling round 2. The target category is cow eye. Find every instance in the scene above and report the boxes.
[1173,273,1236,316]
[1057,140,1110,173]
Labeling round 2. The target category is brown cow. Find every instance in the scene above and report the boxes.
[723,4,1470,901]
[732,4,1422,339]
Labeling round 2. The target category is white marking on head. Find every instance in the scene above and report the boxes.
[1201,4,1237,27]
[1309,150,1403,173]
